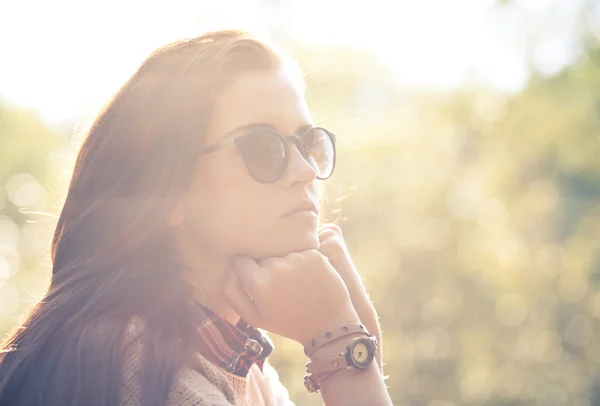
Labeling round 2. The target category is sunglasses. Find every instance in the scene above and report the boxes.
[198,126,337,183]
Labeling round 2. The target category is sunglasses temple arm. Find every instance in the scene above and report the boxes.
[199,138,236,155]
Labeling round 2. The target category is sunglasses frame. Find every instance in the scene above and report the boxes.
[198,126,337,183]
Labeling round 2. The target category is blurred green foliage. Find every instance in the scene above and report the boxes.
[2,35,600,406]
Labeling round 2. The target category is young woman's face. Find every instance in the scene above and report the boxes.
[176,68,322,259]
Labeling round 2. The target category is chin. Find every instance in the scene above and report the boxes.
[290,230,320,252]
[254,230,319,259]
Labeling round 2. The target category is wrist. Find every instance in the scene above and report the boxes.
[344,282,375,314]
[296,306,361,346]
[302,320,366,356]
[308,332,366,362]
[304,332,379,393]
[354,295,376,314]
[353,300,379,330]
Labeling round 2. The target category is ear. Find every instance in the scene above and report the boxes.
[168,201,185,227]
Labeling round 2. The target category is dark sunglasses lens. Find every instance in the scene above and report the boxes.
[301,128,335,179]
[235,130,285,183]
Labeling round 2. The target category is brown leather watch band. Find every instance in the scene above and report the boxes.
[306,335,378,374]
[303,323,369,357]
[306,352,350,374]
[304,335,379,393]
[304,369,342,393]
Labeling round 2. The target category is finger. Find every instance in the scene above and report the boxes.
[319,224,343,242]
[318,224,334,235]
[319,223,342,235]
[318,229,337,244]
[282,251,303,263]
[318,238,346,267]
[258,257,283,268]
[231,256,262,294]
[223,269,260,326]
[319,233,343,250]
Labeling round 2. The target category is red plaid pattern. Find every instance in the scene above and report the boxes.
[193,302,273,377]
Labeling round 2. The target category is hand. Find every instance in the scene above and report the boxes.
[319,224,384,373]
[318,224,370,307]
[223,250,361,345]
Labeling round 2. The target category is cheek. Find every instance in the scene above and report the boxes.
[186,159,320,257]
[186,160,276,249]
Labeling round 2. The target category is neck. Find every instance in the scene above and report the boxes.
[176,232,240,325]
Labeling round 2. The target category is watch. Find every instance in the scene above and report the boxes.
[304,335,378,393]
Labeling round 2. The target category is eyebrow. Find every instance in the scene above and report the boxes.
[225,122,314,137]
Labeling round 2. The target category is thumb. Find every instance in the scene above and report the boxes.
[223,265,260,326]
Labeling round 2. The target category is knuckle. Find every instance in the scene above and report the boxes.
[247,277,260,291]
[320,238,342,255]
[306,249,329,266]
[250,272,270,290]
[271,258,285,269]
[283,252,303,264]
[303,249,321,261]
[319,231,335,244]
[259,257,281,269]
[324,223,343,235]
[319,237,335,249]
[258,258,272,267]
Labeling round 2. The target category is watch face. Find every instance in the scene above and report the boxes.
[349,337,374,368]
[352,343,369,363]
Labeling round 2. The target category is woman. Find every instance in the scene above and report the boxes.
[0,30,391,406]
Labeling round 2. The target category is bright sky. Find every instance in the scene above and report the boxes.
[0,0,586,125]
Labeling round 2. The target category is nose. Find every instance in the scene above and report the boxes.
[283,142,317,186]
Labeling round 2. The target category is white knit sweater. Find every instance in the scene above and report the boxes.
[120,319,294,406]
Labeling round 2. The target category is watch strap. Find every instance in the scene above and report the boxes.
[304,369,342,393]
[305,335,378,374]
[306,351,350,374]
[303,323,369,357]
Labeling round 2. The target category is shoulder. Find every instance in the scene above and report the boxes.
[120,317,236,406]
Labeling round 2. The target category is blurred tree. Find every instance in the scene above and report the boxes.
[2,30,600,406]
[0,101,65,334]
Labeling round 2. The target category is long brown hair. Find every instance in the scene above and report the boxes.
[0,30,286,406]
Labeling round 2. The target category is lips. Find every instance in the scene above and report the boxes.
[283,200,319,217]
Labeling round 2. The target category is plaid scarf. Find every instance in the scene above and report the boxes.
[193,302,273,377]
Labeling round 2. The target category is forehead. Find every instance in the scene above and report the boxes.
[205,69,312,142]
